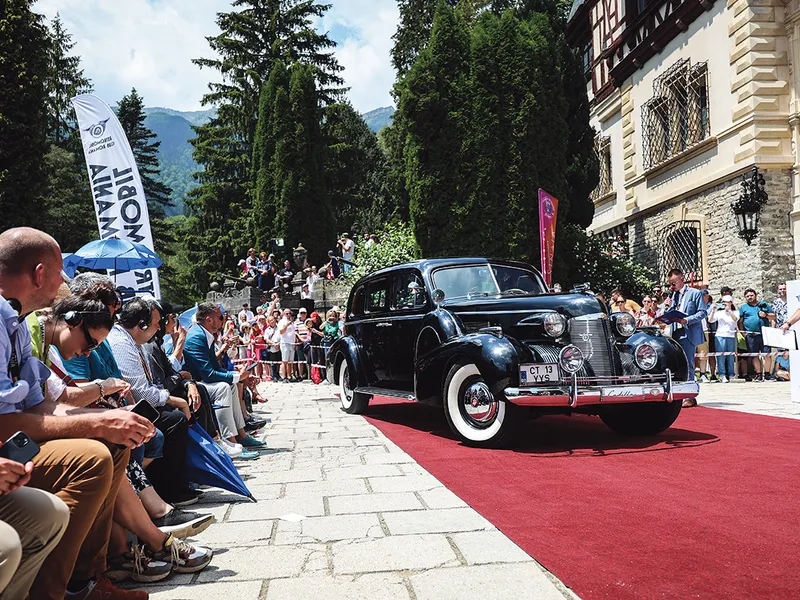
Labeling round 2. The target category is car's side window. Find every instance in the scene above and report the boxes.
[350,286,365,318]
[366,279,389,313]
[391,271,426,311]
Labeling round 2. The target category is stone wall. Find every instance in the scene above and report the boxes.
[629,169,796,302]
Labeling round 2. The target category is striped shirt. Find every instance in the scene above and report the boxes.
[107,324,169,407]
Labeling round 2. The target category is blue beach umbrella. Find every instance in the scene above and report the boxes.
[71,238,163,273]
[184,423,254,501]
[62,253,82,278]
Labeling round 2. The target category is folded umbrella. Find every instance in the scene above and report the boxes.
[184,422,254,502]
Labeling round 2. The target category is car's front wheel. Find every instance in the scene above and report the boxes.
[339,359,370,414]
[599,400,682,436]
[443,362,519,448]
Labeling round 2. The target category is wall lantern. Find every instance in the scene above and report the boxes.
[731,166,768,245]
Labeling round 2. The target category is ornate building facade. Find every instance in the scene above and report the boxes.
[567,0,800,297]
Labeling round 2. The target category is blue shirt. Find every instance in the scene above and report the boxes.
[0,295,48,414]
[62,340,122,381]
[739,302,771,333]
[776,354,790,371]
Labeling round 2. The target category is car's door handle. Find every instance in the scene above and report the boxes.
[376,322,393,327]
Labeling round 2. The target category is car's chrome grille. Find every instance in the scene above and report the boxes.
[567,319,615,379]
[527,344,561,364]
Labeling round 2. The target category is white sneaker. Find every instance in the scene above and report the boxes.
[217,438,242,458]
[722,376,730,383]
[700,374,709,383]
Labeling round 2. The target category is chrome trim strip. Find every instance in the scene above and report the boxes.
[354,387,415,400]
[504,380,699,407]
[348,314,425,325]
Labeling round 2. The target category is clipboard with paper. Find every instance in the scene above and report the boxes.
[655,310,688,324]
[761,326,799,350]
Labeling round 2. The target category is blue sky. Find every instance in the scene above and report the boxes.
[34,0,399,114]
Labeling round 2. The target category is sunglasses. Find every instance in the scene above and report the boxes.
[81,323,100,353]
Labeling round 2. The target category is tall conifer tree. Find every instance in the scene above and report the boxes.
[0,0,50,227]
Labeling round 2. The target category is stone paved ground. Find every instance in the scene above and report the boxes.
[144,381,576,600]
[141,379,796,599]
[695,379,799,419]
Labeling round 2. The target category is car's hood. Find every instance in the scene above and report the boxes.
[441,293,605,319]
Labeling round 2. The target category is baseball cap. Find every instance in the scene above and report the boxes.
[298,307,307,314]
[721,295,733,302]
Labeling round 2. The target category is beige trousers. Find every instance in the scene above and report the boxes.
[202,382,245,439]
[0,487,70,600]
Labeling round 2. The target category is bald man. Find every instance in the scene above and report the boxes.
[0,228,153,600]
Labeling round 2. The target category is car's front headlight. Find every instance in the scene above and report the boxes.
[634,342,658,370]
[559,344,584,373]
[613,312,637,337]
[544,312,566,338]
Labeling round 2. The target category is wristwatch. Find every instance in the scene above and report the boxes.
[92,379,105,398]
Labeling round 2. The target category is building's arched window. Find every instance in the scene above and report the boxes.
[659,221,704,284]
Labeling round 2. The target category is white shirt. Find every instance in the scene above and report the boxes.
[238,309,254,323]
[709,308,740,338]
[306,275,315,293]
[201,325,240,383]
[45,346,67,401]
[278,318,296,344]
[342,238,354,261]
[107,324,169,407]
[364,238,375,249]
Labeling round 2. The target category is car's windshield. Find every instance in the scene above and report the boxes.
[431,264,545,300]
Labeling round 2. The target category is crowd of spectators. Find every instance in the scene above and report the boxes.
[230,295,344,385]
[600,269,791,393]
[0,227,277,599]
[237,232,379,293]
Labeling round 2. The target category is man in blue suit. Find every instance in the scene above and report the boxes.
[666,268,707,401]
[183,302,263,458]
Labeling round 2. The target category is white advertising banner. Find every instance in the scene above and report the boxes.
[786,280,800,403]
[71,94,161,298]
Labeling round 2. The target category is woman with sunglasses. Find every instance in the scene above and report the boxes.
[635,296,657,327]
[25,284,130,405]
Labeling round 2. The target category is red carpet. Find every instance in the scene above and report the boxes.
[364,399,800,600]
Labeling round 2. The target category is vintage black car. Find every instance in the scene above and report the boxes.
[326,258,699,447]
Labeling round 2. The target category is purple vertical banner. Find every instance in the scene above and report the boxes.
[538,189,559,288]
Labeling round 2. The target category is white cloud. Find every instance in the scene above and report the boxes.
[319,0,399,113]
[33,0,399,113]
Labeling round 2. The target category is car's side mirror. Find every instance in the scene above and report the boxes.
[431,289,445,306]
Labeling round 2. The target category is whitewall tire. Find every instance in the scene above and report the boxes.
[443,362,519,447]
[339,359,369,414]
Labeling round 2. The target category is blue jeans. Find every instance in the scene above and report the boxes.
[715,336,735,378]
[131,429,164,465]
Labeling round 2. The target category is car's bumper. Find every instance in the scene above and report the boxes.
[504,371,699,408]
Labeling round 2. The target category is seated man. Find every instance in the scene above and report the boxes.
[0,447,69,600]
[183,303,262,458]
[0,227,154,600]
[775,351,790,381]
[107,298,198,506]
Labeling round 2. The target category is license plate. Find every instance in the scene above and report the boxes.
[519,363,558,385]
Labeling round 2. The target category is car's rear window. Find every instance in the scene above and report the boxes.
[366,279,388,312]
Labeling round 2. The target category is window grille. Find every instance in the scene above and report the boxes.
[590,136,613,202]
[658,220,704,284]
[642,60,709,170]
[582,40,594,78]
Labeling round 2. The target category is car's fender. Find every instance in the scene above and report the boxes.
[415,331,522,405]
[327,336,370,388]
[626,331,691,381]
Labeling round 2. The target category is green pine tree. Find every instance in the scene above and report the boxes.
[190,0,345,275]
[45,14,92,149]
[323,102,392,236]
[401,0,471,257]
[0,0,50,228]
[279,64,330,264]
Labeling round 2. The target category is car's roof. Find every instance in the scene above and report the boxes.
[363,257,538,281]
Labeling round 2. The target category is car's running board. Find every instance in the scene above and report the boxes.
[354,387,415,401]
